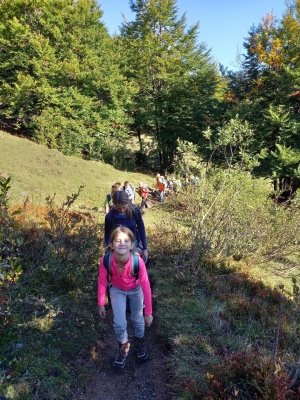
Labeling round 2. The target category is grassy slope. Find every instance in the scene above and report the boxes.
[1,128,297,298]
[0,130,172,399]
[2,130,299,399]
[0,130,155,211]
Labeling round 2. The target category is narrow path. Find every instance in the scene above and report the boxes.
[83,313,171,400]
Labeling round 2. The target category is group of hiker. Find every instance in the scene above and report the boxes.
[105,180,149,213]
[104,176,162,216]
[99,178,151,369]
[155,173,200,202]
[98,172,200,369]
[104,174,200,214]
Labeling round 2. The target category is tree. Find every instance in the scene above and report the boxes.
[0,0,133,158]
[120,0,222,171]
[226,1,300,193]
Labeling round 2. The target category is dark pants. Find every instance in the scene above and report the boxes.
[141,198,148,209]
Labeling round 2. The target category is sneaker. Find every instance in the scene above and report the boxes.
[113,342,130,369]
[135,337,149,362]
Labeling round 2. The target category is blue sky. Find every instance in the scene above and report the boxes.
[98,0,287,71]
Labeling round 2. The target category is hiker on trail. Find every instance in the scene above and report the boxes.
[123,180,135,204]
[98,226,153,369]
[138,182,150,212]
[189,175,200,192]
[182,173,190,189]
[104,191,148,262]
[156,174,166,203]
[173,178,182,195]
[105,182,122,214]
[193,175,200,186]
[166,176,173,192]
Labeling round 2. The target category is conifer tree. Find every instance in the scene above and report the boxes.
[120,0,221,170]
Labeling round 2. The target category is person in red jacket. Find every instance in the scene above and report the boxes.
[98,226,153,369]
[138,182,150,212]
[155,174,166,203]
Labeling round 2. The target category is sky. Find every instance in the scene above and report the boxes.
[98,0,287,71]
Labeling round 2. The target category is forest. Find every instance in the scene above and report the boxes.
[0,0,299,193]
[1,0,300,399]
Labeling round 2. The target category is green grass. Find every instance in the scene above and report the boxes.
[251,254,300,294]
[151,254,300,399]
[0,130,173,398]
[2,130,300,399]
[0,130,155,210]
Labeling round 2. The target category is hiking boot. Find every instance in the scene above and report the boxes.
[135,337,149,362]
[113,342,130,369]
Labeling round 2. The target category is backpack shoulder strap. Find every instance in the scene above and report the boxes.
[130,251,139,279]
[103,252,112,280]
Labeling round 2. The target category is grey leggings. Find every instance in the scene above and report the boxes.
[110,285,145,344]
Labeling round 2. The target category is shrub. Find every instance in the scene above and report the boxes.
[1,183,101,399]
[206,352,295,400]
[176,168,300,268]
[0,176,24,292]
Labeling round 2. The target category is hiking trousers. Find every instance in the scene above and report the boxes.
[141,198,148,209]
[159,190,164,202]
[110,285,145,344]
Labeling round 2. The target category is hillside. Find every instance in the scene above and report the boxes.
[0,130,153,210]
[2,129,300,399]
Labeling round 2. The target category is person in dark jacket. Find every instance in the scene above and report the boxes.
[104,191,148,261]
[105,182,122,214]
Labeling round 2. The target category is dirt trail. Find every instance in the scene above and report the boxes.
[83,313,171,400]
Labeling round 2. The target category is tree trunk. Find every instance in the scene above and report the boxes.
[158,149,163,172]
[136,126,143,152]
[291,178,300,194]
[155,119,164,172]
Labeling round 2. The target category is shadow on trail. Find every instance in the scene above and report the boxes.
[84,320,170,400]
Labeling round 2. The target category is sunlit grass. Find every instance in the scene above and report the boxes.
[25,316,55,332]
[0,130,155,210]
[250,253,300,294]
[2,130,300,399]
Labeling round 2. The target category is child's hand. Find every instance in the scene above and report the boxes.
[144,314,153,327]
[99,306,106,318]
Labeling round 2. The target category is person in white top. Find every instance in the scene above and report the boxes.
[123,181,135,204]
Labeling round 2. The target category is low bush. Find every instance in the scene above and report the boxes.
[0,183,102,399]
[174,168,300,268]
[1,177,24,336]
[149,168,300,399]
[206,352,295,400]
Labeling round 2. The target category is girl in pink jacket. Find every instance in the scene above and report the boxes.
[98,226,153,369]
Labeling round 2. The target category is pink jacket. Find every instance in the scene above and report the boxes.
[98,254,152,316]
